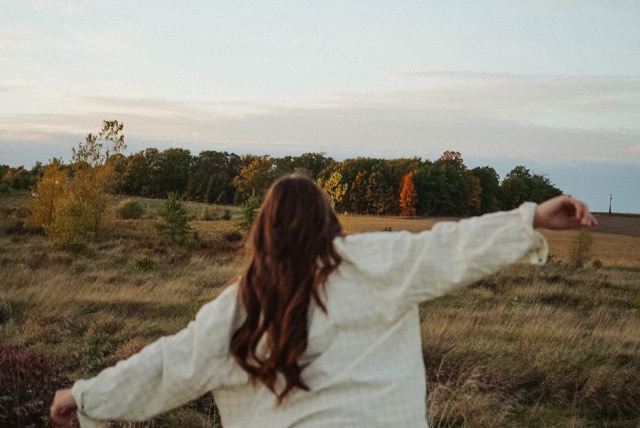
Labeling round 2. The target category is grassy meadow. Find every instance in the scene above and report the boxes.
[1,193,639,427]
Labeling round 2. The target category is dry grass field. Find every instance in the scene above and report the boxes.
[1,194,639,427]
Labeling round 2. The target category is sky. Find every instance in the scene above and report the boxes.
[1,1,639,213]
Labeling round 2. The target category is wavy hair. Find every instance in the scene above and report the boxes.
[230,174,343,403]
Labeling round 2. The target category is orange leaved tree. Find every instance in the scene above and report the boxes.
[399,171,417,217]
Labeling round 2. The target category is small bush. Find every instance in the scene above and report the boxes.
[0,345,67,427]
[156,192,195,246]
[200,204,217,221]
[569,229,593,267]
[222,208,232,221]
[117,199,145,219]
[224,231,244,243]
[132,249,158,271]
[49,194,100,249]
[239,194,260,231]
[27,160,114,249]
[77,336,118,374]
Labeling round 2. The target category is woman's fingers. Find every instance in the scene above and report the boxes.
[534,195,597,230]
[50,389,77,427]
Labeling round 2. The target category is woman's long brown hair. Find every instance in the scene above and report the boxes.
[230,174,343,403]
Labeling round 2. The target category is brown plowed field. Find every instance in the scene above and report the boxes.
[591,214,640,236]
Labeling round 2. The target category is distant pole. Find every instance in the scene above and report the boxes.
[609,194,612,215]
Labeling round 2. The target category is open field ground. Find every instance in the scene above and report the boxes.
[1,194,639,427]
[591,214,640,236]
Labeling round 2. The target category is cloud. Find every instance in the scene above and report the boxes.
[393,72,640,127]
[2,72,639,166]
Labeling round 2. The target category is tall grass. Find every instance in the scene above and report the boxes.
[422,263,640,426]
[1,194,639,427]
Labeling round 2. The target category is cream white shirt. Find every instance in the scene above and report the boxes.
[72,203,547,427]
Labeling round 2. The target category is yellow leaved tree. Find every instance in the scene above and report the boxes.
[27,121,126,249]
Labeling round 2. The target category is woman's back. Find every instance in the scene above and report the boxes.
[216,205,547,426]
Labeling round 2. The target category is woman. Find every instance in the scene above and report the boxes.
[51,174,596,427]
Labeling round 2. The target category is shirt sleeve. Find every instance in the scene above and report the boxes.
[335,202,548,306]
[71,285,239,426]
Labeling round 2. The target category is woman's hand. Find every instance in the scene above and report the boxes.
[533,195,598,230]
[50,388,78,427]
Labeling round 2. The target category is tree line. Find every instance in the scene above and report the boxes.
[2,128,562,218]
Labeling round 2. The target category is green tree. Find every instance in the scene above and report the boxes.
[434,151,468,215]
[1,166,37,193]
[501,166,532,209]
[471,166,503,213]
[501,166,562,209]
[122,149,160,197]
[414,160,445,216]
[295,152,334,179]
[156,192,194,245]
[463,170,482,216]
[187,151,240,203]
[155,148,193,197]
[529,173,563,203]
[273,152,335,180]
[238,193,261,231]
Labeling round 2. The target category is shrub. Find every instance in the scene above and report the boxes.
[569,229,593,267]
[222,208,232,221]
[0,345,67,427]
[156,192,195,246]
[77,336,118,374]
[239,194,260,231]
[117,199,145,219]
[48,193,100,249]
[133,249,158,271]
[28,162,113,249]
[200,204,217,221]
[224,231,244,243]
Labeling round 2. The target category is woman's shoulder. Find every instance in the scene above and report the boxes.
[333,230,420,258]
[331,230,422,280]
[194,281,242,328]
